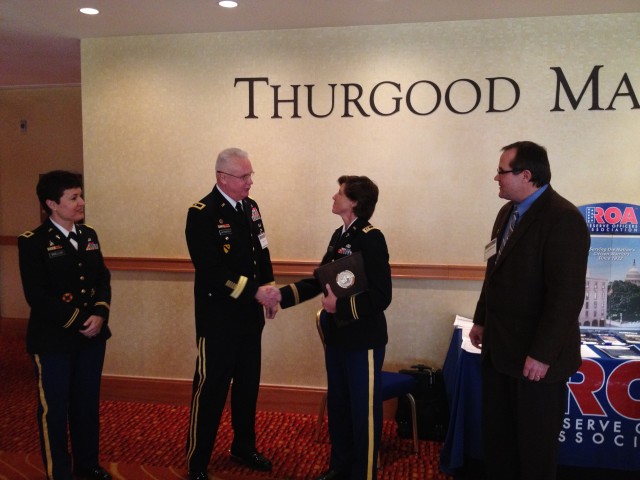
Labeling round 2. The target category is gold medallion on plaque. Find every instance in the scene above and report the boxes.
[336,270,356,289]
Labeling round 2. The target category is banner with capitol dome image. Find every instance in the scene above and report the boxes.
[578,203,640,330]
[559,204,640,469]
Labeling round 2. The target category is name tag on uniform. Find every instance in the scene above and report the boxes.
[258,232,268,249]
[48,249,67,259]
[218,224,232,236]
[484,238,497,261]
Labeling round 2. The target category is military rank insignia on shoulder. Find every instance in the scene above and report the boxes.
[191,202,206,210]
[363,225,378,233]
[20,230,34,238]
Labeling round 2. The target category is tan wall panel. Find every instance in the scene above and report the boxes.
[83,14,639,385]
[104,272,482,387]
[0,87,83,318]
[3,15,637,389]
[81,15,640,264]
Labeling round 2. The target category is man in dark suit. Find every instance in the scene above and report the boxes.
[469,141,590,480]
[185,148,281,480]
[18,170,112,480]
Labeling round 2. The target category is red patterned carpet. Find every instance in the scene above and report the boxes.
[0,332,451,480]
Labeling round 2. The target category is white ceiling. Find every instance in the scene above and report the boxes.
[1,0,639,87]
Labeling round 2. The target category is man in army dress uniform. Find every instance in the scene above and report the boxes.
[185,148,280,480]
[18,170,112,480]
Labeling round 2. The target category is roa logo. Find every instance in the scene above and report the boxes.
[591,207,638,226]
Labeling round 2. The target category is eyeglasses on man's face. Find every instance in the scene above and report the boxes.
[496,168,523,175]
[217,170,254,182]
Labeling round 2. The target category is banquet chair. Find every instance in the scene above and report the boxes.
[313,310,419,456]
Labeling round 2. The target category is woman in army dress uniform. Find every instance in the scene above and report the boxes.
[18,170,112,480]
[279,175,392,480]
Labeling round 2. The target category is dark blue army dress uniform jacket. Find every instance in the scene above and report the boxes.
[280,217,392,350]
[185,187,275,338]
[18,219,112,354]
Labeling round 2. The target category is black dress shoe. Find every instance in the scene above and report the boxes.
[316,470,346,480]
[229,450,273,472]
[188,471,209,480]
[74,465,112,480]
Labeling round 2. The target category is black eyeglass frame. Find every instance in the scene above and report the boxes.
[496,169,523,175]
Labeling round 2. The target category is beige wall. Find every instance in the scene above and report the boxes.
[104,272,482,383]
[2,14,638,390]
[81,15,640,263]
[0,86,83,319]
[80,14,639,387]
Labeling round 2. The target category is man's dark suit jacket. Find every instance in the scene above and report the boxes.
[185,186,274,338]
[473,186,590,382]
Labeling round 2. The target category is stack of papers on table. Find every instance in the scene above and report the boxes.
[453,315,481,354]
[580,344,599,358]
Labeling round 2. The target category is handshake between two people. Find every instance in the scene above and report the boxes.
[254,283,340,320]
[255,285,281,319]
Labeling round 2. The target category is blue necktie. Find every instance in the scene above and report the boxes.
[498,205,519,257]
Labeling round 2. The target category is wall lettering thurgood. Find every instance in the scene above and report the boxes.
[234,66,638,119]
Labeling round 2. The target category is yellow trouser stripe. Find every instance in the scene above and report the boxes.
[186,337,207,464]
[34,355,54,479]
[367,349,375,480]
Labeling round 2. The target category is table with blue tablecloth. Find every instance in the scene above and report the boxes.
[439,327,640,475]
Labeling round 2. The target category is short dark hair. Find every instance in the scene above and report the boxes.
[502,141,551,187]
[338,175,379,220]
[37,170,83,215]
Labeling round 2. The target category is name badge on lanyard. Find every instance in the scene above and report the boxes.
[484,238,497,261]
[258,232,268,249]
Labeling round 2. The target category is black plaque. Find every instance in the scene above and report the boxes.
[314,251,368,298]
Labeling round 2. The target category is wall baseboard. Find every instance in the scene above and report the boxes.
[100,375,326,414]
[0,317,28,336]
[1,317,399,419]
[100,374,398,419]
